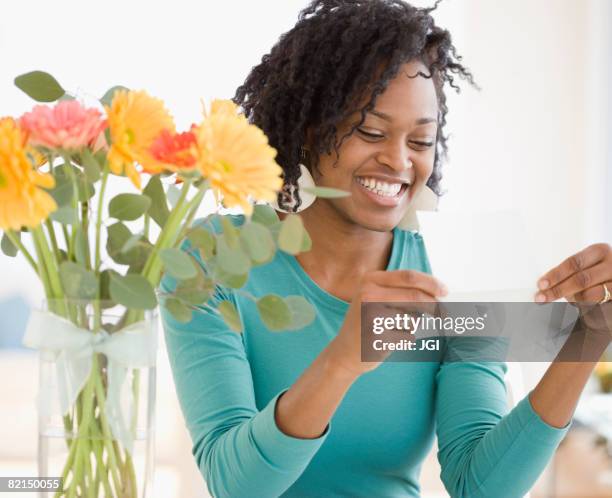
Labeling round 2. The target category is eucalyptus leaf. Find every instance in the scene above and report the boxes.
[120,232,143,254]
[99,269,115,308]
[217,300,242,333]
[175,275,214,306]
[212,265,248,289]
[216,235,251,275]
[74,227,89,266]
[221,216,240,249]
[164,298,192,323]
[301,186,351,198]
[50,206,78,225]
[79,149,101,183]
[240,222,275,264]
[285,295,316,330]
[107,222,152,266]
[257,294,292,331]
[187,226,216,260]
[278,214,305,255]
[109,272,157,310]
[251,204,280,227]
[100,85,129,107]
[160,248,198,280]
[300,228,312,252]
[143,175,169,228]
[48,171,74,207]
[109,193,151,221]
[1,232,18,257]
[14,71,65,102]
[59,262,97,299]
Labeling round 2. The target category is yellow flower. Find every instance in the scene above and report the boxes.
[0,118,56,230]
[193,99,283,216]
[105,90,175,189]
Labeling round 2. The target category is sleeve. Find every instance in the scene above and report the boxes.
[160,237,329,498]
[435,361,571,498]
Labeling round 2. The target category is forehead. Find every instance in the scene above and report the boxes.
[369,60,438,121]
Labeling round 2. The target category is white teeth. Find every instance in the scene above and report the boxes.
[357,177,404,197]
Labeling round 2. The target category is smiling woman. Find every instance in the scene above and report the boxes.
[160,1,611,497]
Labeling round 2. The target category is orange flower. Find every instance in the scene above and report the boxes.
[0,118,56,230]
[105,90,175,189]
[193,100,283,216]
[149,128,197,170]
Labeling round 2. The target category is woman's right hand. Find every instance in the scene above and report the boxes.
[325,270,448,379]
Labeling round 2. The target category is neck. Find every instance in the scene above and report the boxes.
[278,200,394,300]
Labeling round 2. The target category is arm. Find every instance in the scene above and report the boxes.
[161,276,335,498]
[435,361,570,498]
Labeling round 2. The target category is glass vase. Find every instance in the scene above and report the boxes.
[26,299,157,498]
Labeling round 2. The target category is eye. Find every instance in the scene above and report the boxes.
[409,140,435,150]
[357,128,384,140]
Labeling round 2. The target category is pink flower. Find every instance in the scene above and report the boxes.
[20,100,107,150]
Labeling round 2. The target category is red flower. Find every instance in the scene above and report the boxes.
[149,128,197,170]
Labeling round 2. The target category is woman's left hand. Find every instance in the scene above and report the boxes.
[534,242,612,304]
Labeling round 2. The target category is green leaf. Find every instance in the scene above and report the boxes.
[187,226,216,260]
[74,227,89,266]
[300,228,312,252]
[218,300,242,333]
[301,186,351,198]
[14,71,65,102]
[278,214,305,255]
[216,235,251,275]
[106,222,152,266]
[212,265,248,289]
[99,269,115,308]
[52,163,94,203]
[48,171,74,207]
[240,222,275,264]
[79,149,101,183]
[109,272,157,310]
[164,297,192,323]
[58,93,76,102]
[175,275,214,306]
[160,248,198,280]
[50,205,78,225]
[143,176,169,228]
[221,216,240,249]
[285,295,316,330]
[59,262,97,299]
[1,232,18,257]
[100,85,129,107]
[108,193,151,221]
[257,294,292,331]
[166,185,181,208]
[120,232,143,254]
[251,204,280,227]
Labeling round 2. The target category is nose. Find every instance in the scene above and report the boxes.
[376,140,413,171]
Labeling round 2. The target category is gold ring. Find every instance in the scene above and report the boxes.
[599,283,612,304]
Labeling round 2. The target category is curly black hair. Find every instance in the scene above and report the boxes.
[233,0,477,212]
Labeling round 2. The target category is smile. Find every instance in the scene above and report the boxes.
[355,176,410,207]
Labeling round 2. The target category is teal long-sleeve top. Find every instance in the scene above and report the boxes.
[160,214,571,498]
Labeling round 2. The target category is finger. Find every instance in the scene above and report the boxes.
[573,281,612,304]
[537,243,610,293]
[535,261,612,303]
[361,287,438,317]
[368,270,448,297]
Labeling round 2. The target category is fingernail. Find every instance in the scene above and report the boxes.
[535,293,546,303]
[538,279,549,290]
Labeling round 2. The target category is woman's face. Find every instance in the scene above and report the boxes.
[309,59,439,232]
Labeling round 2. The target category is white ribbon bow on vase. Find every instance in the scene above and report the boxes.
[22,310,157,456]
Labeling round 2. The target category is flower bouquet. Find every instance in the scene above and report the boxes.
[0,70,334,497]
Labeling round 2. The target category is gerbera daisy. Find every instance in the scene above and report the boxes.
[0,118,56,230]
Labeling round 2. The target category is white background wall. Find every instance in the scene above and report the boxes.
[1,1,610,497]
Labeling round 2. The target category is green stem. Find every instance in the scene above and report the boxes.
[32,225,63,299]
[5,230,37,272]
[95,164,109,273]
[45,220,62,263]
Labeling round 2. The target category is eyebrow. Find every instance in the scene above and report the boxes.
[368,109,437,126]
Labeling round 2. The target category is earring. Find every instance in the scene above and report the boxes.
[397,185,439,232]
[269,148,316,213]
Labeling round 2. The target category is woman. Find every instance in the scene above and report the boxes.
[161,1,612,496]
